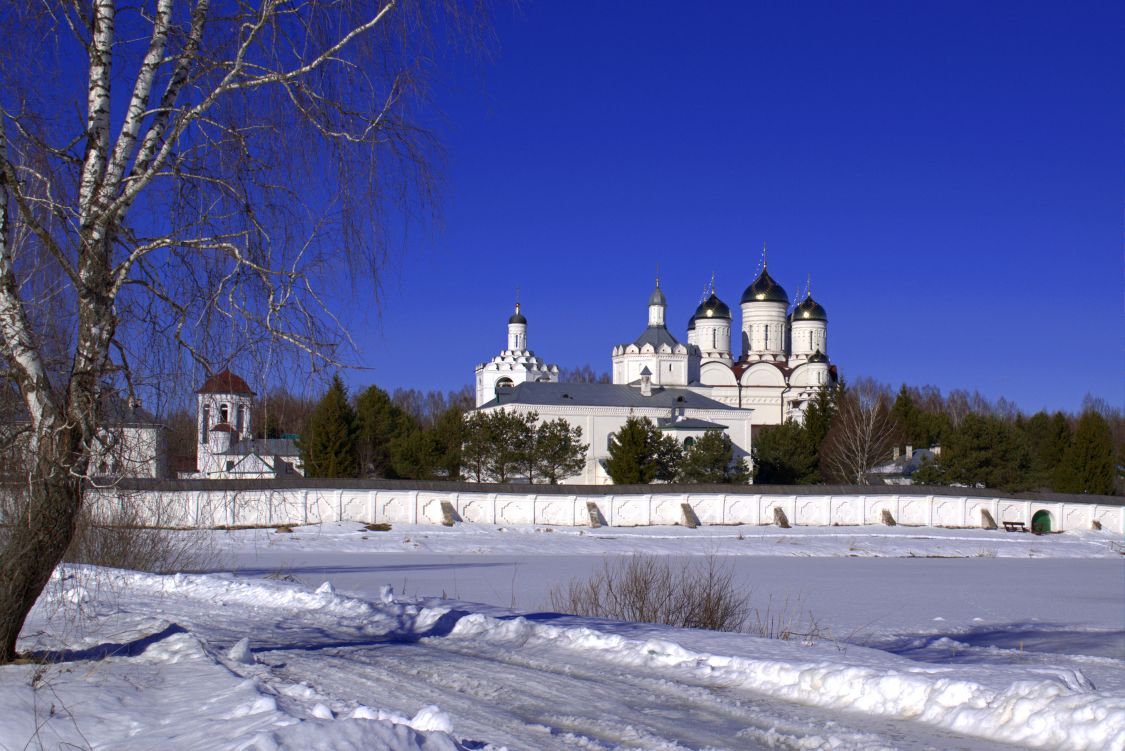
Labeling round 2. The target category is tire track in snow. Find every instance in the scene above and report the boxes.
[259,636,1025,750]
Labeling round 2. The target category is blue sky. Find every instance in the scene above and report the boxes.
[340,0,1123,414]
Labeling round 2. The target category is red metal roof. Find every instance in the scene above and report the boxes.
[197,370,255,395]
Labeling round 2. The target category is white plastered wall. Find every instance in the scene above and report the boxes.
[90,485,1125,535]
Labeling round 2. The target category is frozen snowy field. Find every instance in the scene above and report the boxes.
[4,523,1124,750]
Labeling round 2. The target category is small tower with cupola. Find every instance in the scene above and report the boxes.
[788,286,828,366]
[507,303,528,351]
[196,370,255,474]
[691,291,733,365]
[475,302,559,406]
[612,278,690,386]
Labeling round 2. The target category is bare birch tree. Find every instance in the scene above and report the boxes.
[819,378,899,485]
[0,0,488,662]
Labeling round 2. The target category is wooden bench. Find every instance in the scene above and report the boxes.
[1002,521,1027,533]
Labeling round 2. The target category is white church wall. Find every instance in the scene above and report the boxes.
[789,319,827,359]
[89,486,1125,536]
[740,301,788,358]
[741,363,786,388]
[477,404,753,486]
[614,352,689,386]
[698,362,738,386]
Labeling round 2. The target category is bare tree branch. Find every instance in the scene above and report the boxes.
[0,0,492,662]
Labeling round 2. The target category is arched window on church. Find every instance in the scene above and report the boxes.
[201,405,210,444]
[236,405,246,435]
[683,437,695,448]
[219,403,229,423]
[711,329,716,349]
[764,326,770,350]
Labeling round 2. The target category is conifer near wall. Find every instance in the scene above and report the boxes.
[605,416,681,484]
[300,376,359,478]
[1054,411,1116,495]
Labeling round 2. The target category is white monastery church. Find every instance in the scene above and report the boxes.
[474,257,837,484]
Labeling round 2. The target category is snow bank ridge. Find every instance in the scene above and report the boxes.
[445,612,1125,751]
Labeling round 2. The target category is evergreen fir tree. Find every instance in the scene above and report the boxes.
[430,406,465,480]
[752,420,818,484]
[485,409,538,483]
[653,431,684,483]
[890,385,918,447]
[1054,411,1115,495]
[355,385,416,478]
[460,411,493,482]
[939,413,1030,491]
[533,418,589,484]
[803,385,838,455]
[911,454,947,486]
[1021,410,1073,490]
[678,431,748,484]
[390,429,441,480]
[459,409,537,482]
[605,416,680,484]
[299,376,358,477]
[890,384,950,450]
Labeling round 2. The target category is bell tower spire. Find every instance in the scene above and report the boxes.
[647,274,666,327]
[507,298,528,351]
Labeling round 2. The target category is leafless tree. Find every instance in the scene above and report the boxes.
[944,389,972,427]
[559,363,611,384]
[820,378,899,485]
[0,0,488,662]
[392,385,472,427]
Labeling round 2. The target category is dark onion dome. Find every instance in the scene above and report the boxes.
[508,303,527,325]
[691,292,731,322]
[808,349,829,363]
[648,283,666,307]
[687,316,696,331]
[791,293,828,322]
[740,267,788,304]
[197,369,254,395]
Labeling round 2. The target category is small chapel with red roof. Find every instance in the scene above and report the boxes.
[182,370,303,479]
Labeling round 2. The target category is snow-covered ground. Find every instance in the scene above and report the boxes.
[4,522,1123,750]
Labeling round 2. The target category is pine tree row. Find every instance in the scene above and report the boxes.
[753,381,1121,494]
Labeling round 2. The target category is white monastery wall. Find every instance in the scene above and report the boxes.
[90,485,1124,534]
